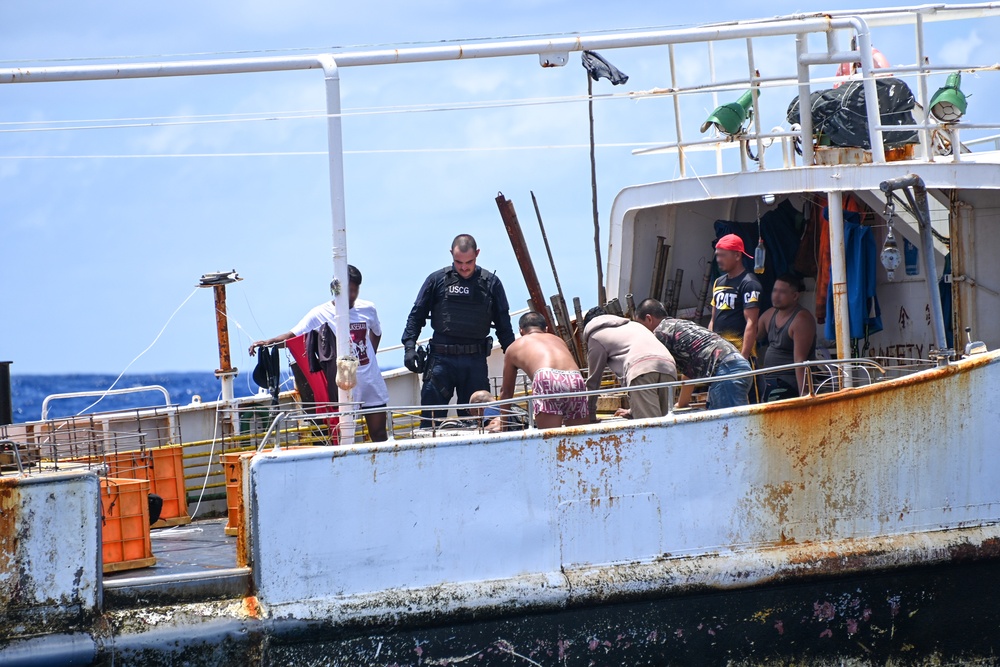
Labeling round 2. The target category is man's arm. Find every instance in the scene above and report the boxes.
[741,308,759,359]
[490,278,516,352]
[401,274,436,347]
[791,310,817,393]
[497,347,521,431]
[585,339,608,422]
[499,347,519,401]
[370,333,381,352]
[249,331,294,356]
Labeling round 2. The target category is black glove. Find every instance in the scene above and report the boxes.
[404,346,421,374]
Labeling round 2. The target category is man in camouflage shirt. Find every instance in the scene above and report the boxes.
[637,298,752,410]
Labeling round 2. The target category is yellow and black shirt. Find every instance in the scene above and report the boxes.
[711,270,762,355]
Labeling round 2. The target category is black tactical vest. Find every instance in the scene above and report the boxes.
[430,268,494,340]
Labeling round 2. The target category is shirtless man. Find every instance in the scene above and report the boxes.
[499,311,589,430]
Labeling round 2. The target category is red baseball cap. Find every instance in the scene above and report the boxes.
[715,233,753,258]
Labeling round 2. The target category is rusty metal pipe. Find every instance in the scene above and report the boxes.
[211,285,238,402]
[496,193,554,332]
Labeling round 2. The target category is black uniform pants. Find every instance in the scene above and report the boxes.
[420,353,489,427]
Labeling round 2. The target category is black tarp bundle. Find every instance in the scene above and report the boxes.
[786,78,918,149]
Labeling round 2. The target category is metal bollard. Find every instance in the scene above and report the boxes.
[0,361,12,426]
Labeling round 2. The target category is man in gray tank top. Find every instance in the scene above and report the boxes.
[757,274,817,400]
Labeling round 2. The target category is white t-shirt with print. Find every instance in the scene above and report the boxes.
[291,299,389,407]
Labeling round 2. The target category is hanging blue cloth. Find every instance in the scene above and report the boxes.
[824,209,883,342]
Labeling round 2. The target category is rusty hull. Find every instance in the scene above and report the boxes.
[0,470,101,639]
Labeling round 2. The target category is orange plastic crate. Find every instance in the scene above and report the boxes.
[221,451,244,537]
[148,445,190,525]
[83,446,190,527]
[100,477,156,573]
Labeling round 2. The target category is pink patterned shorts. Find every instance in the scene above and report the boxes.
[531,368,588,420]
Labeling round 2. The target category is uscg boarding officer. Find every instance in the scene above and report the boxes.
[402,234,515,426]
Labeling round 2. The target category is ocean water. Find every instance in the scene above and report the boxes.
[9,372,265,423]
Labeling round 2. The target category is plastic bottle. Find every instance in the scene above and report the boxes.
[754,239,766,274]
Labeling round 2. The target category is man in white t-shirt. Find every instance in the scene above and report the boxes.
[249,265,390,441]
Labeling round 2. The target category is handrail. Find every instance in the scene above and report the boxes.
[41,385,172,420]
[0,439,23,475]
[340,356,904,428]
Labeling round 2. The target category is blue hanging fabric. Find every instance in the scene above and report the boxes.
[824,209,884,342]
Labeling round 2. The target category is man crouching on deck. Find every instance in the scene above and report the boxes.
[498,312,589,430]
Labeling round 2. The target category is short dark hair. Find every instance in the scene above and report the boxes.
[636,298,667,320]
[451,234,478,253]
[518,311,548,331]
[331,264,362,293]
[582,306,607,329]
[775,273,803,292]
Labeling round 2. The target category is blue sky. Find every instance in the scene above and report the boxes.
[2,1,995,375]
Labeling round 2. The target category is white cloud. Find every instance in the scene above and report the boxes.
[939,29,984,65]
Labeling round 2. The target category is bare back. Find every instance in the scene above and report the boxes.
[506,331,579,377]
[500,330,579,400]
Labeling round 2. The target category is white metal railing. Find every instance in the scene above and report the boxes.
[220,355,938,447]
[41,385,172,420]
[3,7,998,184]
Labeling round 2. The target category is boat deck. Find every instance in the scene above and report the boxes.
[102,517,249,607]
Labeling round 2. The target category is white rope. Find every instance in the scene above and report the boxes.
[74,287,200,416]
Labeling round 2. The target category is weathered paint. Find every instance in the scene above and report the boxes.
[247,351,1000,624]
[85,555,1000,665]
[0,470,101,638]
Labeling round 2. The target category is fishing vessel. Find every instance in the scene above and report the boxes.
[4,4,1000,664]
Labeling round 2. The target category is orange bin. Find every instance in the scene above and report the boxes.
[100,477,156,573]
[88,446,190,527]
[221,451,245,537]
[147,445,190,526]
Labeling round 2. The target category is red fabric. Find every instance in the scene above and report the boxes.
[285,333,339,442]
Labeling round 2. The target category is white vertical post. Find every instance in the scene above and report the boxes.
[852,19,886,163]
[746,38,765,170]
[915,14,931,161]
[320,55,356,445]
[668,44,686,178]
[708,42,722,174]
[828,190,853,388]
[795,33,814,166]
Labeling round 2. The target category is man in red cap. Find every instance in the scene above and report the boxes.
[709,234,762,371]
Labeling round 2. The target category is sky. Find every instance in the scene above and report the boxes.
[2,1,997,376]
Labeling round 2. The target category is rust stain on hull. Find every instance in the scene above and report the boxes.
[0,478,21,610]
[743,353,999,549]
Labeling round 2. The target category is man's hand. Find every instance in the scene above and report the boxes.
[249,341,264,356]
[404,347,421,374]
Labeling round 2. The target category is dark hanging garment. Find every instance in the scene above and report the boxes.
[252,345,282,405]
[581,51,629,85]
